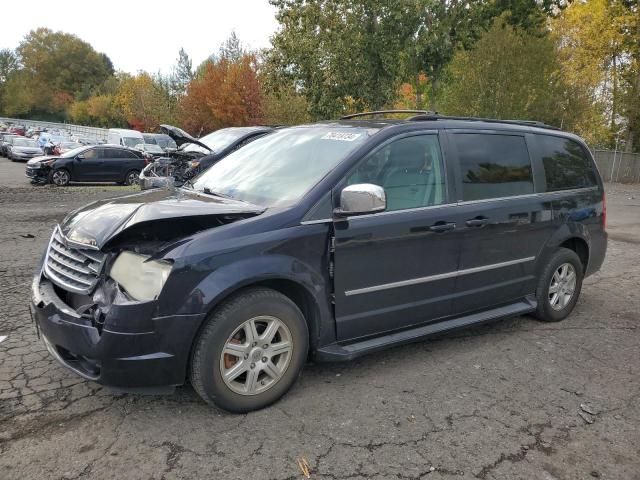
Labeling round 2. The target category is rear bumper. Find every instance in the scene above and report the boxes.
[586,230,607,277]
[30,275,204,389]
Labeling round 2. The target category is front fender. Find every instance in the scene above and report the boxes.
[168,253,333,346]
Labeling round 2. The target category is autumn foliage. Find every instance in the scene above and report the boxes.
[178,55,263,135]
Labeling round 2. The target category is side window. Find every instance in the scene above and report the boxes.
[537,135,597,191]
[453,133,533,201]
[346,134,446,211]
[114,149,137,159]
[83,148,102,160]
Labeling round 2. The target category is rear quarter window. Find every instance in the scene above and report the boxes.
[537,135,598,191]
[453,133,533,201]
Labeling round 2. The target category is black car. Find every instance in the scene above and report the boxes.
[139,125,274,189]
[26,144,148,186]
[30,113,607,412]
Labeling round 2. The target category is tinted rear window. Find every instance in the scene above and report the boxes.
[453,133,533,201]
[538,135,598,191]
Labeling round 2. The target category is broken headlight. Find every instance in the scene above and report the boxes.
[109,251,172,301]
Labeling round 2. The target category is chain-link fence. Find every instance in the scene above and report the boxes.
[592,149,640,184]
[0,116,108,142]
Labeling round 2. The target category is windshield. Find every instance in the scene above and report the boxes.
[155,135,176,149]
[192,126,371,207]
[143,134,157,145]
[122,137,142,148]
[183,128,253,154]
[14,138,38,147]
[61,146,88,158]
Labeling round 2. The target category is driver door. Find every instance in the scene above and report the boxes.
[333,132,461,341]
[74,147,104,181]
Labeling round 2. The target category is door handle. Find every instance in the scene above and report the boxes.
[429,222,456,233]
[465,217,489,228]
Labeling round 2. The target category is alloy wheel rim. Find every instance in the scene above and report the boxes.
[52,171,68,185]
[219,316,293,396]
[127,172,139,185]
[548,262,576,311]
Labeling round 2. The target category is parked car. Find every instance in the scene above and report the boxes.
[7,137,44,161]
[26,144,148,186]
[0,134,20,157]
[107,128,145,148]
[139,124,273,190]
[143,133,177,151]
[30,113,607,413]
[74,136,100,145]
[8,125,26,136]
[58,141,83,154]
[134,143,165,157]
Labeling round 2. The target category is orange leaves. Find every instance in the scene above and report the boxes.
[178,55,263,135]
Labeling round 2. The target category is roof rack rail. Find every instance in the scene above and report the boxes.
[341,110,436,120]
[408,114,559,130]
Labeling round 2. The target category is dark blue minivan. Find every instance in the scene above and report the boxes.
[30,113,607,412]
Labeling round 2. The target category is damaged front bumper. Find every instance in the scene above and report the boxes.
[25,165,50,183]
[30,273,204,391]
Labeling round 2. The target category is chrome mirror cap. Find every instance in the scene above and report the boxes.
[335,183,386,217]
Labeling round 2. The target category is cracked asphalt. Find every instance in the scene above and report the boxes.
[0,159,639,480]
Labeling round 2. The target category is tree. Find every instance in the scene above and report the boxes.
[0,49,19,113]
[552,0,639,151]
[266,0,565,118]
[171,48,194,97]
[178,55,263,134]
[436,19,601,144]
[14,28,114,118]
[219,31,246,62]
[115,73,174,131]
[267,0,421,119]
[262,86,310,125]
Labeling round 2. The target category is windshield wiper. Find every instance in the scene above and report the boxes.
[202,187,233,199]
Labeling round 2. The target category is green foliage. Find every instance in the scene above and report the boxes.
[171,48,194,97]
[267,0,421,119]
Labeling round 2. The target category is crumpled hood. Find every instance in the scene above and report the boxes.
[60,188,265,249]
[27,155,58,165]
[159,124,212,152]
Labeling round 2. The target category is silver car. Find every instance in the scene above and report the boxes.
[7,138,44,162]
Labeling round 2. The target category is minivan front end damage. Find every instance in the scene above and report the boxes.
[30,190,264,390]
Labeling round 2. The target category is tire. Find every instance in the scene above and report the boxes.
[123,169,140,186]
[533,247,584,322]
[50,168,71,186]
[190,288,309,413]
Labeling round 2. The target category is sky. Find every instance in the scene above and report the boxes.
[0,0,279,74]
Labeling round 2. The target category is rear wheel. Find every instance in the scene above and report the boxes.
[50,169,70,186]
[533,248,584,322]
[190,288,308,413]
[123,169,140,186]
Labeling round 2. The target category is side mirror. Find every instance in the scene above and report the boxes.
[334,183,386,217]
[76,154,85,160]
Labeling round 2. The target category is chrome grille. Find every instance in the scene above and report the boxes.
[44,227,106,294]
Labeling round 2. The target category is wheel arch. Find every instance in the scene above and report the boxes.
[558,237,589,272]
[537,224,591,278]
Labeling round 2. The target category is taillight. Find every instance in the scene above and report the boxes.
[602,193,606,229]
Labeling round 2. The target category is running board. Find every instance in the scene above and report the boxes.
[316,298,536,362]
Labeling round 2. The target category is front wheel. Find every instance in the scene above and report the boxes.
[50,169,70,186]
[190,288,309,413]
[533,248,584,322]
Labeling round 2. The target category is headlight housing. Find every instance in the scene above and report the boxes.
[109,251,172,301]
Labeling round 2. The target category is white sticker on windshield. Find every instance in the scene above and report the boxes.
[321,132,361,142]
